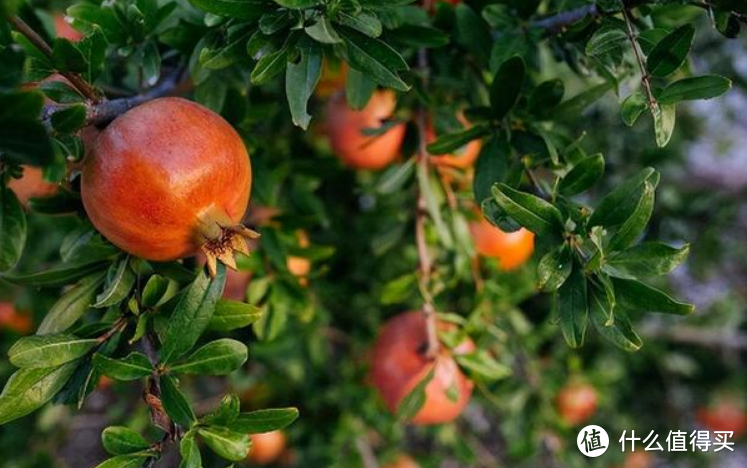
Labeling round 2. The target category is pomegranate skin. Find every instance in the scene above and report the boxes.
[81,97,251,261]
[248,430,287,465]
[371,311,474,425]
[556,382,598,425]
[326,90,406,170]
[8,166,58,207]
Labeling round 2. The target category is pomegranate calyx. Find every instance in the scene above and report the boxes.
[201,225,260,277]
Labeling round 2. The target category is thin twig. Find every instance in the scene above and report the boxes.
[621,6,659,111]
[354,436,380,468]
[415,2,440,360]
[7,15,100,102]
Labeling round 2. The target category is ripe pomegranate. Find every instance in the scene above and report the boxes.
[556,382,598,425]
[470,215,535,270]
[371,311,475,425]
[697,397,747,437]
[325,90,406,170]
[384,455,420,468]
[55,14,83,41]
[0,302,33,334]
[81,98,257,274]
[617,451,654,468]
[315,60,347,99]
[7,166,58,207]
[428,113,482,169]
[248,430,286,465]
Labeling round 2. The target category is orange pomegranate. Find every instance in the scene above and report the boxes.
[470,215,535,270]
[371,311,475,425]
[81,98,257,274]
[55,14,83,41]
[0,302,33,334]
[428,113,482,169]
[618,451,654,468]
[7,166,58,207]
[556,382,598,425]
[384,455,421,468]
[697,397,747,437]
[315,60,347,98]
[326,90,406,170]
[248,430,287,465]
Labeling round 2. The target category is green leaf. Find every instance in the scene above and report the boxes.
[141,274,174,308]
[94,257,136,308]
[201,29,253,70]
[538,246,573,292]
[387,25,449,48]
[658,75,732,105]
[160,375,197,427]
[198,426,251,461]
[589,167,658,228]
[585,25,627,58]
[180,432,202,468]
[550,82,611,119]
[39,80,84,103]
[2,260,108,287]
[612,278,695,315]
[37,272,107,334]
[608,242,689,277]
[339,27,409,91]
[607,180,655,251]
[186,0,269,20]
[0,91,44,121]
[0,363,76,425]
[455,351,511,381]
[52,38,87,73]
[337,12,383,38]
[161,265,226,364]
[426,125,489,155]
[647,25,694,78]
[92,453,153,468]
[305,17,342,44]
[0,186,26,272]
[491,183,564,237]
[251,40,291,85]
[556,265,588,348]
[102,426,150,456]
[559,153,605,196]
[226,408,299,433]
[0,120,55,166]
[345,67,376,110]
[202,394,241,426]
[454,4,491,67]
[473,135,509,204]
[590,286,643,352]
[169,339,248,375]
[209,300,263,332]
[93,352,153,381]
[620,91,647,126]
[286,41,322,129]
[8,334,98,368]
[652,103,676,148]
[396,367,434,422]
[490,56,525,120]
[274,0,318,7]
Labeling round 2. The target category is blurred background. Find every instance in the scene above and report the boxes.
[1,1,746,468]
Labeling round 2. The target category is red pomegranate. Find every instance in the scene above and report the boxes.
[556,382,598,425]
[81,98,256,274]
[371,311,475,425]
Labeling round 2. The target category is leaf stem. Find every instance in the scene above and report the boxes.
[620,7,659,111]
[7,15,100,102]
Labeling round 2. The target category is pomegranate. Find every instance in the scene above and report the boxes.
[370,311,475,425]
[384,455,421,468]
[55,14,83,41]
[556,382,598,425]
[325,90,406,170]
[81,97,257,274]
[428,113,482,169]
[0,302,33,334]
[470,215,535,270]
[697,397,747,438]
[7,166,58,207]
[248,430,287,465]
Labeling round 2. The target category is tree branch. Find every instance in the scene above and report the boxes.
[7,15,100,102]
[531,4,600,35]
[621,6,659,110]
